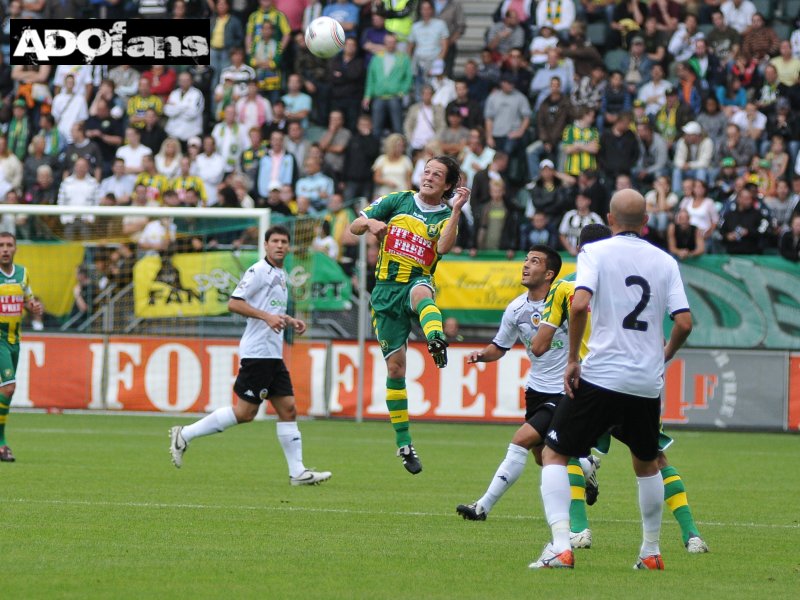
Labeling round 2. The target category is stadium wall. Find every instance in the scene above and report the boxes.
[13,336,800,432]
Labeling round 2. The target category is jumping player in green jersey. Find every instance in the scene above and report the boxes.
[0,232,43,462]
[350,155,469,474]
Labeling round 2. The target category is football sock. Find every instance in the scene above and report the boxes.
[541,464,572,553]
[0,392,10,445]
[386,377,411,447]
[567,458,590,533]
[416,297,444,341]
[181,406,238,443]
[477,443,528,512]
[276,421,305,478]
[661,465,701,544]
[638,472,664,556]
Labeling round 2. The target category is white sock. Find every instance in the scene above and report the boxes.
[277,421,305,478]
[541,464,572,552]
[181,407,238,443]
[638,472,664,556]
[477,444,528,513]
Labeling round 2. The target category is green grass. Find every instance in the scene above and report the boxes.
[2,413,799,599]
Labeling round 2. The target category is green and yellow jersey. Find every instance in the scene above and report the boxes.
[0,265,33,345]
[135,172,170,204]
[170,175,208,206]
[541,272,591,360]
[562,123,599,176]
[126,95,164,128]
[361,191,452,285]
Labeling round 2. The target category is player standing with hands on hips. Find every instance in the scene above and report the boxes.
[169,225,331,486]
[0,232,43,462]
[350,155,469,475]
[530,189,693,570]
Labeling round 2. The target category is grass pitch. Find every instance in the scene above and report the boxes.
[2,413,799,599]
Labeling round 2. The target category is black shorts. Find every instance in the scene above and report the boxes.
[525,388,562,439]
[544,378,661,461]
[233,359,294,404]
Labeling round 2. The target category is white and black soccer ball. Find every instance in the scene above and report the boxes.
[304,16,346,59]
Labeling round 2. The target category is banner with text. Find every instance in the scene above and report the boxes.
[17,243,85,318]
[133,251,352,318]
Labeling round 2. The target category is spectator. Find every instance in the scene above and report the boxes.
[649,0,680,34]
[122,185,158,241]
[476,178,516,254]
[52,74,89,145]
[138,217,176,256]
[714,123,755,174]
[85,98,124,176]
[729,50,761,89]
[688,38,723,94]
[435,0,467,76]
[641,15,667,64]
[601,70,632,128]
[679,178,719,244]
[755,64,781,117]
[764,136,789,183]
[282,73,313,129]
[404,84,445,153]
[712,157,740,201]
[667,207,705,260]
[766,179,795,232]
[463,59,492,105]
[36,114,63,158]
[249,22,283,104]
[440,107,470,159]
[447,79,483,130]
[672,121,713,193]
[142,66,176,104]
[236,80,273,132]
[319,110,351,182]
[22,136,57,193]
[245,0,291,56]
[477,48,502,86]
[212,105,250,174]
[430,60,457,108]
[99,158,135,206]
[7,100,31,161]
[526,158,573,243]
[322,0,359,39]
[57,157,99,239]
[484,74,531,157]
[461,129,496,188]
[668,14,702,63]
[60,122,103,181]
[311,220,338,260]
[293,29,330,125]
[69,266,97,329]
[620,36,652,94]
[363,33,413,138]
[407,0,450,99]
[192,136,226,206]
[633,120,669,187]
[637,63,670,116]
[324,192,358,263]
[598,111,639,182]
[654,86,694,150]
[164,72,204,144]
[210,0,244,88]
[520,211,556,249]
[342,114,380,201]
[730,101,766,143]
[499,48,533,98]
[486,8,526,61]
[295,155,335,214]
[139,108,167,157]
[284,122,311,177]
[779,214,800,261]
[645,174,679,234]
[720,0,756,34]
[530,24,559,66]
[561,107,599,177]
[767,98,800,165]
[127,77,163,130]
[373,133,413,199]
[116,127,153,176]
[134,155,170,204]
[108,65,139,107]
[361,11,390,63]
[532,48,575,106]
[559,190,604,256]
[171,154,208,206]
[610,0,647,50]
[707,9,741,65]
[674,61,703,115]
[719,187,769,254]
[696,95,727,147]
[328,38,365,130]
[256,130,296,199]
[154,138,184,180]
[769,40,800,88]
[24,163,58,211]
[741,12,779,62]
[536,0,576,37]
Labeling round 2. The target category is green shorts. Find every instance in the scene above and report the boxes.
[594,426,674,455]
[0,342,20,386]
[370,278,434,357]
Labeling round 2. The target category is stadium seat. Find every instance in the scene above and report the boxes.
[752,0,773,21]
[772,22,791,41]
[587,22,609,50]
[604,49,628,73]
[785,0,800,21]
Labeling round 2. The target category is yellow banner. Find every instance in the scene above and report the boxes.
[17,243,85,318]
[435,260,576,311]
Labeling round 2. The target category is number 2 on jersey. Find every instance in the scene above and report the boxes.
[622,275,651,332]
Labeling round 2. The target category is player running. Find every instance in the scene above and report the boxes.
[350,155,469,475]
[169,225,331,486]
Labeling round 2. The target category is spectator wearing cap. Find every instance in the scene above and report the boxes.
[668,14,703,63]
[525,157,573,245]
[620,36,653,93]
[257,130,296,199]
[633,120,669,187]
[536,0,576,37]
[712,156,740,201]
[328,37,365,131]
[527,76,570,181]
[484,73,530,160]
[637,63,670,116]
[263,180,293,216]
[363,33,413,138]
[654,85,693,150]
[485,8,526,61]
[672,121,713,193]
[741,12,779,62]
[164,72,204,144]
[407,0,450,100]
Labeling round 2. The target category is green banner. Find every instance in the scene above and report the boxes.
[438,253,800,350]
[134,250,352,318]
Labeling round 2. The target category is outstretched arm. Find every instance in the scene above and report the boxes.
[466,343,507,364]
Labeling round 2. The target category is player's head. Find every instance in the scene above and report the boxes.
[264,225,291,266]
[0,231,17,266]
[577,223,612,250]
[424,155,461,200]
[523,244,562,289]
[608,189,647,234]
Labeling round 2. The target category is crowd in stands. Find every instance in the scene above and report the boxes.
[1,0,800,268]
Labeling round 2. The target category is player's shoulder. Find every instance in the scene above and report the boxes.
[505,292,529,313]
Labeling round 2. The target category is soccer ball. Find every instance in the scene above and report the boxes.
[304,16,346,59]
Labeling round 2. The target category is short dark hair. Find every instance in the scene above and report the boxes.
[0,231,16,243]
[265,224,291,242]
[528,244,562,283]
[578,223,611,248]
[427,155,461,199]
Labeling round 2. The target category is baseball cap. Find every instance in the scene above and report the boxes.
[665,85,677,95]
[430,59,445,76]
[633,99,645,108]
[268,180,282,191]
[720,157,736,168]
[758,158,771,168]
[12,98,26,108]
[187,136,202,147]
[682,121,702,135]
[539,159,555,170]
[631,36,645,44]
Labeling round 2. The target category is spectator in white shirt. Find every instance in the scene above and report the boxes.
[164,72,204,143]
[51,74,89,145]
[212,105,251,174]
[116,127,153,175]
[57,157,99,239]
[99,158,136,204]
[191,136,226,206]
[730,101,767,143]
[721,0,756,34]
[536,0,576,36]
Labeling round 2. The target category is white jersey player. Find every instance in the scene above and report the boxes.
[168,225,331,486]
[531,189,693,571]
